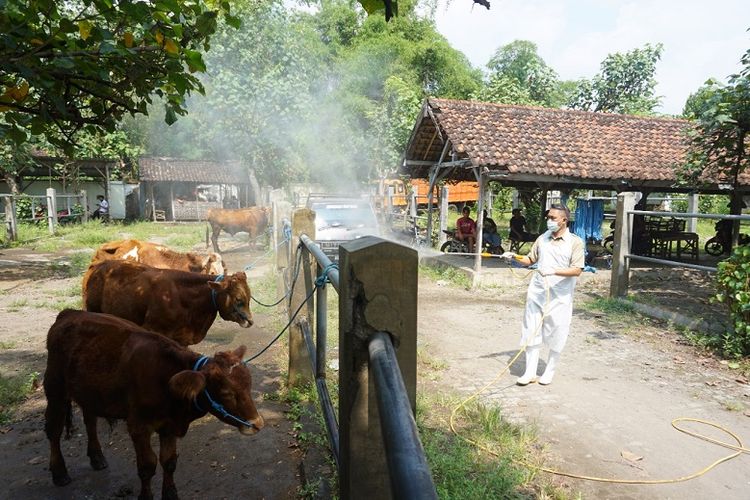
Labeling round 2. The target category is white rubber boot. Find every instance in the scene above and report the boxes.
[539,350,561,385]
[516,346,540,386]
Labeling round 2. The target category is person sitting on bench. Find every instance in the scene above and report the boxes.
[510,208,531,241]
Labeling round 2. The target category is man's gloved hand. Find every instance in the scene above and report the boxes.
[538,267,556,277]
[501,251,516,260]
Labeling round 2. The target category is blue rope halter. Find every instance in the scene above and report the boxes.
[192,355,256,429]
[210,274,251,323]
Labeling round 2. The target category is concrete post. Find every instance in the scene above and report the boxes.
[338,237,418,500]
[610,192,636,298]
[4,196,17,242]
[288,208,315,387]
[439,186,448,248]
[409,191,417,219]
[46,187,57,234]
[687,193,699,233]
[80,190,88,222]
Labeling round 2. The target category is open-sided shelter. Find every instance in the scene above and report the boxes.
[139,157,252,221]
[400,98,750,272]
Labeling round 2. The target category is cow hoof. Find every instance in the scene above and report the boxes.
[162,485,179,500]
[89,452,108,471]
[52,471,72,486]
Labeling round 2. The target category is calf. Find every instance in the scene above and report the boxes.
[206,206,270,253]
[44,309,264,500]
[92,239,225,275]
[83,259,252,346]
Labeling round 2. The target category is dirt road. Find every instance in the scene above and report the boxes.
[418,267,750,499]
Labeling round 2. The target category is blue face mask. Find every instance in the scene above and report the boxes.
[547,219,560,232]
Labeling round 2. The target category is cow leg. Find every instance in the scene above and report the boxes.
[211,226,221,253]
[130,429,157,500]
[44,394,71,486]
[159,432,179,500]
[82,409,108,471]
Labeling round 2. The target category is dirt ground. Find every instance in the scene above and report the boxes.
[1,235,749,499]
[417,257,750,499]
[0,242,305,500]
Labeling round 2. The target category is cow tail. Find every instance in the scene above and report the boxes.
[63,400,73,440]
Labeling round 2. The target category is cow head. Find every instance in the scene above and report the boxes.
[207,272,252,327]
[202,253,226,275]
[169,346,264,435]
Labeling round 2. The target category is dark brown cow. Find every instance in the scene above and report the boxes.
[83,260,252,346]
[44,309,264,499]
[92,239,226,275]
[206,206,271,253]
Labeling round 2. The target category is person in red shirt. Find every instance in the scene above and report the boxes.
[456,206,477,252]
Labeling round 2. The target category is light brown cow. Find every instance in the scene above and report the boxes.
[44,309,264,499]
[83,260,252,346]
[92,239,225,274]
[206,206,271,253]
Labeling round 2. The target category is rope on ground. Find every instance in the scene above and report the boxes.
[448,259,749,484]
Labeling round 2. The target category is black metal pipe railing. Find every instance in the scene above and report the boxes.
[299,234,339,291]
[299,318,340,468]
[368,331,438,499]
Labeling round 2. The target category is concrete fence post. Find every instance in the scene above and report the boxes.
[439,186,448,248]
[288,208,315,388]
[338,237,418,500]
[610,192,636,298]
[4,196,17,242]
[80,190,88,223]
[46,187,57,234]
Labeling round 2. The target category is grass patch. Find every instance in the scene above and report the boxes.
[418,394,569,499]
[0,372,39,424]
[0,341,16,350]
[7,298,29,311]
[581,296,635,315]
[420,264,473,289]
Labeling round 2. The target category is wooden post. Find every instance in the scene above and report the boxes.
[339,237,418,500]
[409,191,417,219]
[438,186,448,248]
[610,192,636,298]
[473,169,485,280]
[288,208,315,387]
[687,193,699,233]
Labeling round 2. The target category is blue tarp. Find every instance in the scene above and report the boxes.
[574,200,605,242]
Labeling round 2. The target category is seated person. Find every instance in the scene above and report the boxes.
[92,195,109,220]
[510,208,531,241]
[456,206,477,252]
[481,209,502,253]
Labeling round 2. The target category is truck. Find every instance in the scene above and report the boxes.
[376,178,479,212]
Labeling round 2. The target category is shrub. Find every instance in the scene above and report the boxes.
[714,244,750,357]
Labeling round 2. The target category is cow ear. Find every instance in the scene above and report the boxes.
[169,370,206,401]
[232,345,247,359]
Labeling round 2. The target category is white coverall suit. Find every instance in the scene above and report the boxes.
[521,229,584,355]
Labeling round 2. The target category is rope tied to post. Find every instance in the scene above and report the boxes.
[315,263,338,288]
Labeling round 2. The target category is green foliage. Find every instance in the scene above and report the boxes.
[0,0,237,153]
[714,244,750,357]
[682,78,722,119]
[0,371,38,424]
[568,43,663,115]
[678,46,750,192]
[478,40,561,107]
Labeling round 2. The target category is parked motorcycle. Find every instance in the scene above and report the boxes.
[440,229,504,255]
[705,219,750,256]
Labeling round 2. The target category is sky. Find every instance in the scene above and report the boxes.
[432,0,750,115]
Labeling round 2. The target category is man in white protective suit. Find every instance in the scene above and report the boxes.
[502,204,585,386]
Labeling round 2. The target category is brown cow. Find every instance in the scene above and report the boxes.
[83,260,252,346]
[44,309,264,499]
[206,206,271,253]
[92,239,225,275]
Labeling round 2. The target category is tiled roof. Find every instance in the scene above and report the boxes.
[139,157,250,184]
[402,98,745,189]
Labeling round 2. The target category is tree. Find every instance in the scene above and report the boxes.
[568,43,663,115]
[682,78,721,119]
[678,47,750,211]
[482,40,560,106]
[0,0,237,152]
